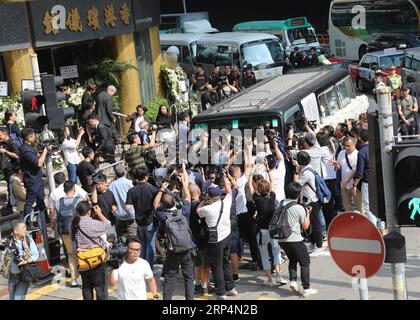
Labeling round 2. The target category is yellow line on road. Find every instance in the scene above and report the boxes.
[27,284,62,300]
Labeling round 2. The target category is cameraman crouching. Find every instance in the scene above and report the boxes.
[20,128,49,218]
[109,238,159,300]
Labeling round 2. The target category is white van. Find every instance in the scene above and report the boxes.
[195,32,285,81]
[160,33,204,76]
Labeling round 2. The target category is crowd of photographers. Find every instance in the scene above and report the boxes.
[0,77,382,300]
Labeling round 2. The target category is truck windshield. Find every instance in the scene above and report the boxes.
[287,27,317,45]
[241,40,284,70]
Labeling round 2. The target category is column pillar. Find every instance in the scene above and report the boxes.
[110,32,142,137]
[148,26,164,98]
[3,47,35,98]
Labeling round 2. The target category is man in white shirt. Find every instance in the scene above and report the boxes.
[294,151,323,258]
[228,164,260,271]
[48,172,88,233]
[333,137,363,213]
[109,238,159,300]
[197,174,238,300]
[266,142,286,202]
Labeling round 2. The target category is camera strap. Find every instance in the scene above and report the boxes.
[77,226,103,249]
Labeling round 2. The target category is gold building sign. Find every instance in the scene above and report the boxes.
[120,3,130,25]
[87,5,100,31]
[66,8,83,32]
[104,4,117,27]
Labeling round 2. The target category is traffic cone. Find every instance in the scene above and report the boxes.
[35,231,51,273]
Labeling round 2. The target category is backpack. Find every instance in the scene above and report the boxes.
[163,209,195,253]
[302,167,332,204]
[269,201,298,240]
[57,197,80,235]
[7,124,23,148]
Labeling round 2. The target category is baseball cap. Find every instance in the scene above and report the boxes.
[208,186,222,198]
[390,65,397,70]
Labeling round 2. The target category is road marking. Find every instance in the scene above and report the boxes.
[196,294,212,300]
[27,284,62,300]
[258,297,279,300]
[330,237,382,254]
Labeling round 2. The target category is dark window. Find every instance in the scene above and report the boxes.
[181,45,191,64]
[332,1,419,33]
[0,55,6,82]
[360,55,373,68]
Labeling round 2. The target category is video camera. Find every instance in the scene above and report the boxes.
[37,138,61,152]
[107,236,128,269]
[90,172,106,185]
[216,75,228,87]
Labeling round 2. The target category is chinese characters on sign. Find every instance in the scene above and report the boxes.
[42,2,130,35]
[43,11,60,35]
[104,4,117,27]
[87,5,100,31]
[120,3,130,25]
[66,8,82,32]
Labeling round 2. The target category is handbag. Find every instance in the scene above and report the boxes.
[205,202,224,244]
[75,227,107,272]
[0,242,12,279]
[19,263,41,283]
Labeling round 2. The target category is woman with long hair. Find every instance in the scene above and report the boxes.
[71,201,110,300]
[4,110,23,146]
[155,105,177,146]
[62,126,84,183]
[317,131,338,228]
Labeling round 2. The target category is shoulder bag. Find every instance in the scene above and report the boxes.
[75,227,107,272]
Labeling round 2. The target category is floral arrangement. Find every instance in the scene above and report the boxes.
[321,95,370,128]
[68,87,85,107]
[0,96,25,128]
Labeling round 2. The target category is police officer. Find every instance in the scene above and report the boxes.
[387,65,402,99]
[20,128,49,217]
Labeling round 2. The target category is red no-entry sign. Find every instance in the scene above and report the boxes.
[328,212,385,278]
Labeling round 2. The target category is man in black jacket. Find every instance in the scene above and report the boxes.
[20,128,49,217]
[96,86,116,128]
[87,113,116,164]
[96,85,121,144]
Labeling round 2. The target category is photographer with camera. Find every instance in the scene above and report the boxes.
[71,201,111,300]
[197,169,238,300]
[109,238,159,300]
[125,167,158,270]
[20,128,49,218]
[0,126,20,216]
[87,113,116,164]
[76,147,97,194]
[278,182,317,298]
[201,84,220,111]
[1,220,39,300]
[91,174,118,233]
[125,127,156,174]
[153,164,194,300]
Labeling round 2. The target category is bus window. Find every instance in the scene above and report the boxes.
[287,27,317,46]
[241,40,284,69]
[196,45,232,65]
[324,88,339,113]
[182,46,192,64]
[318,93,330,118]
[412,58,420,71]
[337,80,351,107]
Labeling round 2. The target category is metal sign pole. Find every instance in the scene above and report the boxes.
[359,278,369,300]
[377,86,408,300]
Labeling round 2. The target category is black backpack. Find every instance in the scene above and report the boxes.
[163,209,195,253]
[268,201,298,240]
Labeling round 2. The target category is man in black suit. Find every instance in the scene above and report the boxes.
[87,113,116,164]
[96,85,121,144]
